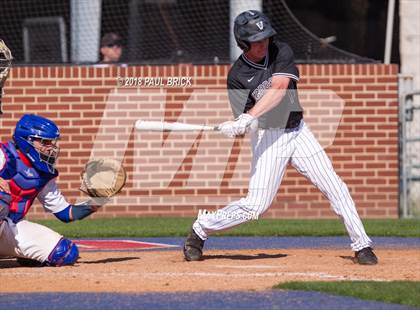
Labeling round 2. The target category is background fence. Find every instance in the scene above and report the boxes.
[0,0,375,65]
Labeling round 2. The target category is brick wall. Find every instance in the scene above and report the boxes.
[0,64,399,219]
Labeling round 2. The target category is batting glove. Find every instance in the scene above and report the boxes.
[218,113,258,138]
[218,121,236,138]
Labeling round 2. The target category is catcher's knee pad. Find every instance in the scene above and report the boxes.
[47,238,79,266]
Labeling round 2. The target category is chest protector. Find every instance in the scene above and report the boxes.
[0,142,58,223]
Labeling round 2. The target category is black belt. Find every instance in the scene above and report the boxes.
[285,118,302,129]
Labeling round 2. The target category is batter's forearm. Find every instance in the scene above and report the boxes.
[248,88,287,118]
[248,76,290,118]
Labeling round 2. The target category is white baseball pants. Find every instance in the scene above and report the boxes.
[0,218,62,262]
[193,121,372,251]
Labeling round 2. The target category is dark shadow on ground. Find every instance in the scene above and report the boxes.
[339,255,358,264]
[80,257,140,264]
[203,253,287,260]
[0,258,21,268]
[0,256,140,268]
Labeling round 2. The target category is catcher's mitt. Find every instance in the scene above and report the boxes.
[80,158,127,198]
[0,39,13,114]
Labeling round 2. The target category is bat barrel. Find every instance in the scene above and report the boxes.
[135,120,217,132]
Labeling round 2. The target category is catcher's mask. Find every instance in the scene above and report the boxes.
[0,39,13,114]
[0,40,12,84]
[13,114,60,174]
[234,10,277,51]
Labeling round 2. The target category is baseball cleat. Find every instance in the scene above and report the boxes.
[355,247,378,265]
[183,228,205,261]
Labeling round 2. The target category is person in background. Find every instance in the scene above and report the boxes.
[100,32,123,63]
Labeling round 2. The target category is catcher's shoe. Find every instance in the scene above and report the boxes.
[183,228,205,261]
[355,247,378,265]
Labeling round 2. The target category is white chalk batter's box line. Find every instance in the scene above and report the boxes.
[7,270,388,282]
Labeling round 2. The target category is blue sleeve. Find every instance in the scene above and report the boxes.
[71,203,95,221]
[54,206,71,223]
[53,203,95,223]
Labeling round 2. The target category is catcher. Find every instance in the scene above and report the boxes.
[0,114,126,267]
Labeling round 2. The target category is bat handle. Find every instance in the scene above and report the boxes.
[200,124,220,131]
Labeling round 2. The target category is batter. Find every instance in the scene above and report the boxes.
[183,10,378,265]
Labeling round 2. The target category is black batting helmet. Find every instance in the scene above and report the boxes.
[234,10,277,51]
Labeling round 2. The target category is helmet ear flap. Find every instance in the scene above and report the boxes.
[237,39,250,51]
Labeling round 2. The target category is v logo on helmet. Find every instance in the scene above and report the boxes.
[256,21,264,30]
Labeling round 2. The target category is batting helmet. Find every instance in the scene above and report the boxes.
[234,10,277,51]
[13,114,60,174]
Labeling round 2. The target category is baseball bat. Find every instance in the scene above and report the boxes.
[135,120,219,132]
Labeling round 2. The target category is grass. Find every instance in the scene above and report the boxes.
[30,217,420,238]
[274,281,420,308]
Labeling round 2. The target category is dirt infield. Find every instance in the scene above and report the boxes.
[1,248,418,293]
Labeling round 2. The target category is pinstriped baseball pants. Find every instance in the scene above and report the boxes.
[193,120,372,251]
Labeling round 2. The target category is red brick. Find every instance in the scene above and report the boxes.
[49,88,70,94]
[343,85,363,91]
[366,85,386,91]
[14,96,35,103]
[355,93,375,99]
[82,80,103,86]
[377,77,397,83]
[59,80,80,87]
[377,93,397,99]
[35,80,57,87]
[310,78,330,84]
[354,78,375,83]
[11,80,33,87]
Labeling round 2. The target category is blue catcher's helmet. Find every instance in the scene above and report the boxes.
[13,114,60,174]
